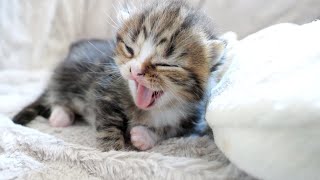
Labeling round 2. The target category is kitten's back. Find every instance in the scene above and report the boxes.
[13,39,117,125]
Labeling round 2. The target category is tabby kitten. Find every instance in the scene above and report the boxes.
[13,0,225,151]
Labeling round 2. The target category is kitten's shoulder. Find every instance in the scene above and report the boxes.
[66,39,115,62]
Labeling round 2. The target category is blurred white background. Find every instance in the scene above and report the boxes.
[0,0,319,70]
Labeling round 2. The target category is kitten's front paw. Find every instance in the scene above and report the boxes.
[49,106,74,127]
[130,126,157,151]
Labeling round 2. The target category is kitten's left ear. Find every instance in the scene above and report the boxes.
[208,40,226,72]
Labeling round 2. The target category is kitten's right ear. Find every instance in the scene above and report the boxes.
[208,32,238,72]
[208,40,226,72]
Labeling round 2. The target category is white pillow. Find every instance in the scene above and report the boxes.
[206,21,320,180]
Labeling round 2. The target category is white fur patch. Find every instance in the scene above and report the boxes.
[136,39,154,63]
[150,104,188,128]
[119,63,132,79]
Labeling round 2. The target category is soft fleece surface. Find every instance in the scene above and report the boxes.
[0,70,251,179]
[0,116,240,180]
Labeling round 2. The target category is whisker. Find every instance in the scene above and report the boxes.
[88,41,106,56]
[104,11,119,29]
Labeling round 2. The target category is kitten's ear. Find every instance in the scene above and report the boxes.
[208,40,226,72]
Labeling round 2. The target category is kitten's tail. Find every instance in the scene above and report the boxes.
[13,92,50,125]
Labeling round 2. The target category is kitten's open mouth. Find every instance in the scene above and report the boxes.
[135,82,163,109]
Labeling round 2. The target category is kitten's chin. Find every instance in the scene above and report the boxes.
[129,80,164,110]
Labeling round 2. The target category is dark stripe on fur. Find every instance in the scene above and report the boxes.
[13,93,50,125]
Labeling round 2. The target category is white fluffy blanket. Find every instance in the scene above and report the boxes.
[207,21,320,180]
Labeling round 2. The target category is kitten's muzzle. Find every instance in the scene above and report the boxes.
[128,63,165,109]
[131,65,145,78]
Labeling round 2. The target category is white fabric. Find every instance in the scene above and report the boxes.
[0,0,115,70]
[207,21,320,180]
[1,0,318,70]
[203,0,320,38]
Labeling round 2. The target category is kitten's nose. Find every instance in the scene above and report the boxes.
[130,64,145,80]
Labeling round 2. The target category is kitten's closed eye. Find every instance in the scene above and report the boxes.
[119,42,134,58]
[125,44,134,56]
[117,36,134,58]
[154,63,179,68]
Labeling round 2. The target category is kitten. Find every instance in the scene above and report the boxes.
[13,0,225,151]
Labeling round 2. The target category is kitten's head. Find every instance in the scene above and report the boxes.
[114,0,225,110]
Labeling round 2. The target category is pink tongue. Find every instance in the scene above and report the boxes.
[136,83,154,109]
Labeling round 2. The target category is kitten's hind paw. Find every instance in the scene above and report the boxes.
[49,106,74,127]
[130,126,157,151]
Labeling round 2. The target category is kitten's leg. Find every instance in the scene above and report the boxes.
[96,126,125,151]
[95,103,126,151]
[130,126,159,151]
[49,106,75,127]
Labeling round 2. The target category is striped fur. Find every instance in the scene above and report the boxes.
[13,0,225,151]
